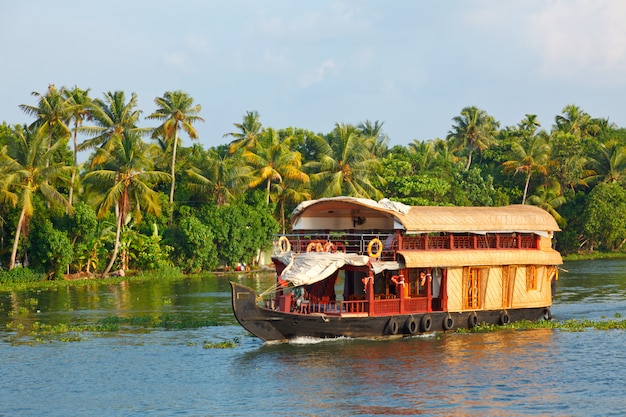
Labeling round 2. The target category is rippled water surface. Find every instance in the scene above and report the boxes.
[1,259,626,416]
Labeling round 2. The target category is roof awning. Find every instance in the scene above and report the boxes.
[397,249,562,268]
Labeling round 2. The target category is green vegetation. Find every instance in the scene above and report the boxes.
[4,313,221,345]
[458,313,626,333]
[2,85,626,279]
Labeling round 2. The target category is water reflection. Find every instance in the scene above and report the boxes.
[234,329,574,416]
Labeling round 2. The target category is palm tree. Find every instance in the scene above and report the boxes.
[79,91,147,154]
[527,179,567,226]
[358,119,389,158]
[186,146,251,207]
[83,131,170,275]
[502,115,550,204]
[0,125,73,270]
[306,123,384,199]
[225,111,263,153]
[554,104,600,139]
[63,86,93,205]
[19,84,73,153]
[447,106,499,170]
[243,128,309,205]
[589,140,626,184]
[408,139,437,172]
[146,90,204,221]
[272,177,311,233]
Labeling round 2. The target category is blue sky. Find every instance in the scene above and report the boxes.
[2,1,626,150]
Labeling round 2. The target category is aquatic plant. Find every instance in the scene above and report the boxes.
[203,337,240,349]
[459,315,626,333]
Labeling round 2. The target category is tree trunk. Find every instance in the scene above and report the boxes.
[522,169,532,204]
[9,206,27,270]
[69,122,78,206]
[465,147,473,171]
[103,211,123,276]
[168,128,179,226]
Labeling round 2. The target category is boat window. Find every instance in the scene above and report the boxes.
[463,267,482,309]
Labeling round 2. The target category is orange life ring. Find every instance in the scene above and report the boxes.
[306,241,324,252]
[367,238,382,258]
[323,241,336,252]
[278,236,291,253]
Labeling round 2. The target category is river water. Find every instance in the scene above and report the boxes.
[1,259,626,417]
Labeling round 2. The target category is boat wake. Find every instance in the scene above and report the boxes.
[288,336,352,345]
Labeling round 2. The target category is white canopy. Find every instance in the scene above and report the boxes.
[274,252,405,286]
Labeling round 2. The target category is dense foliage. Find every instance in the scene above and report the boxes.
[1,84,625,278]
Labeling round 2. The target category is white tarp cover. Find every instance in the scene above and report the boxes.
[275,252,370,286]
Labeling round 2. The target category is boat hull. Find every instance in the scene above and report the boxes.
[230,282,552,342]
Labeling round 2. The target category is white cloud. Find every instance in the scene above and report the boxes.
[256,2,370,41]
[528,0,626,80]
[299,59,337,87]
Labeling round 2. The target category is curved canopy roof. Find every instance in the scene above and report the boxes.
[291,197,561,233]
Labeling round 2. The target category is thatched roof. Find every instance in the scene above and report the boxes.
[291,197,560,234]
[398,205,560,233]
[398,248,562,268]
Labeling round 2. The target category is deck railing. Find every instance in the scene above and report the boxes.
[274,232,538,259]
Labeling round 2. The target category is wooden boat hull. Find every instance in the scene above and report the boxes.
[231,282,552,342]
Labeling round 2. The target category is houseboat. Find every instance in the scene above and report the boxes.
[231,197,562,342]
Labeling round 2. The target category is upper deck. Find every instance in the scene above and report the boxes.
[275,197,562,267]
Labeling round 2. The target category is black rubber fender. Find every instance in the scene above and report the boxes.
[468,311,478,328]
[542,307,552,320]
[443,314,454,330]
[405,316,418,334]
[387,317,399,335]
[499,311,511,325]
[420,315,433,332]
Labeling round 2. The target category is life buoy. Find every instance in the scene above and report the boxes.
[278,236,291,253]
[387,317,399,335]
[323,241,336,252]
[367,238,382,258]
[499,311,511,325]
[405,316,418,334]
[542,307,552,321]
[443,315,454,330]
[421,315,433,332]
[468,311,478,328]
[306,241,324,252]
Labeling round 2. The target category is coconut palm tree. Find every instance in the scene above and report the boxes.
[589,140,626,184]
[243,128,309,205]
[63,86,93,205]
[79,91,147,154]
[527,179,567,227]
[358,119,389,158]
[186,146,251,207]
[146,90,204,222]
[0,124,73,270]
[19,84,73,153]
[83,131,170,275]
[225,111,263,153]
[502,115,551,204]
[447,106,499,170]
[554,104,600,139]
[307,123,384,199]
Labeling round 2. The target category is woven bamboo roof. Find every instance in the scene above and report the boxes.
[398,248,562,268]
[291,197,561,233]
[398,205,560,233]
